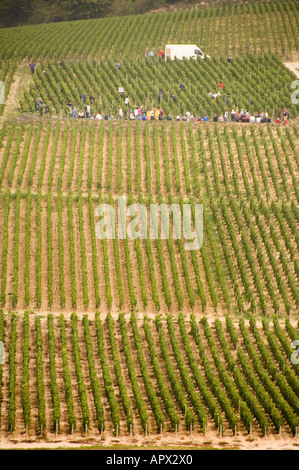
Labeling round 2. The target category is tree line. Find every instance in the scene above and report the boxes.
[0,0,182,28]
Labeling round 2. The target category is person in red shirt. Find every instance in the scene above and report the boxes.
[218,81,223,90]
[158,49,163,61]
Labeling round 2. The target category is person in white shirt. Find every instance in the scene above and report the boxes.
[186,111,191,122]
[86,104,91,118]
[95,112,102,120]
[119,107,123,119]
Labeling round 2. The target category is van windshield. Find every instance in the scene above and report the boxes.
[195,49,203,55]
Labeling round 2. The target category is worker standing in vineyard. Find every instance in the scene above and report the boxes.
[281,108,289,124]
[29,61,36,74]
[223,94,230,105]
[86,104,91,118]
[158,88,164,103]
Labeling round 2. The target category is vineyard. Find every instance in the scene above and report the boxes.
[19,54,298,120]
[0,310,298,444]
[0,0,298,61]
[0,0,299,450]
[0,120,298,317]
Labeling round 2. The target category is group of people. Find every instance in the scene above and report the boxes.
[144,48,165,61]
[66,93,101,119]
[209,107,290,124]
[227,109,272,123]
[69,106,110,120]
[118,105,167,121]
[31,60,291,126]
[175,112,207,122]
[120,90,171,120]
[117,84,186,120]
[67,98,289,125]
[207,81,290,124]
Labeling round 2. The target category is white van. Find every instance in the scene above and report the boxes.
[165,44,210,61]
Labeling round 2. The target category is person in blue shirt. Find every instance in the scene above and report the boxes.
[29,62,36,74]
[203,114,208,121]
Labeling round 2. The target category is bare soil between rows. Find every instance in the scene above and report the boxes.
[0,431,298,450]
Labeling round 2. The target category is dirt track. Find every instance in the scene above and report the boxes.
[0,430,298,450]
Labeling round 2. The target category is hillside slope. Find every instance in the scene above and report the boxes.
[0,0,298,61]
